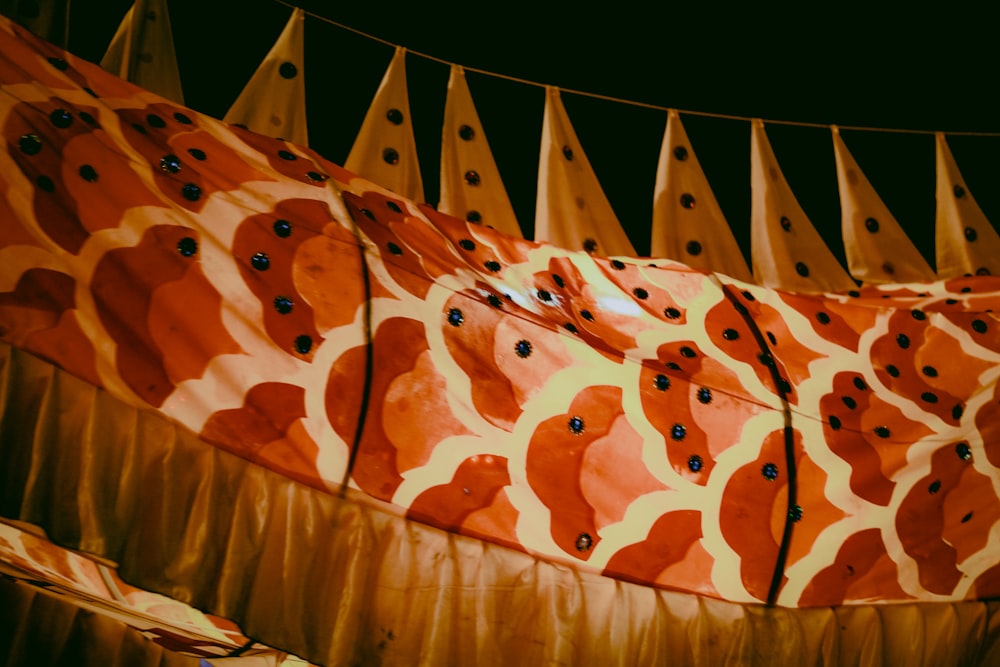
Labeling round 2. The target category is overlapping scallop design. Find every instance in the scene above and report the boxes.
[2,14,1000,607]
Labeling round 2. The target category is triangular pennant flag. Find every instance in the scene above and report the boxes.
[832,126,934,284]
[534,86,634,257]
[344,47,423,202]
[651,109,752,281]
[439,65,522,238]
[750,119,855,292]
[223,8,308,146]
[100,0,184,104]
[0,0,70,47]
[935,133,1000,278]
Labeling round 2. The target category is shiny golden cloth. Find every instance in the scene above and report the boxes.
[3,343,1000,665]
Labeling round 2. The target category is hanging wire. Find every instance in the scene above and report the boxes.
[272,0,1000,138]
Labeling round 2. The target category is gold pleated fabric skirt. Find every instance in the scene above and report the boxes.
[3,342,1000,666]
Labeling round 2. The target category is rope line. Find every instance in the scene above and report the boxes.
[272,0,1000,137]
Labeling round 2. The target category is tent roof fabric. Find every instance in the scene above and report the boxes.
[4,10,1000,666]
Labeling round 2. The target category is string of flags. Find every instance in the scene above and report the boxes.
[14,0,1000,292]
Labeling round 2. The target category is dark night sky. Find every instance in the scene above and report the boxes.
[39,1,1000,262]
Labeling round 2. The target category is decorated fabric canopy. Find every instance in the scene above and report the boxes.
[4,4,1000,666]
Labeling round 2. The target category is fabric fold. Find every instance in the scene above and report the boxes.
[0,578,205,667]
[0,523,303,665]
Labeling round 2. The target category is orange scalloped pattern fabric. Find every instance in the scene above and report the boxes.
[2,15,1000,609]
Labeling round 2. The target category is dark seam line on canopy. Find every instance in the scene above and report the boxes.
[339,228,374,497]
[226,639,257,657]
[303,147,376,497]
[714,277,797,607]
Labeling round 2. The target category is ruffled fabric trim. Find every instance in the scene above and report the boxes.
[2,341,1000,666]
[1,576,204,666]
[0,519,305,664]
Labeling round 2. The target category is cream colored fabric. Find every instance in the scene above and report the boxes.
[439,65,522,237]
[223,8,308,146]
[100,0,184,104]
[534,86,635,257]
[750,119,855,292]
[3,343,1000,666]
[832,126,934,284]
[935,133,1000,278]
[0,576,311,666]
[651,109,752,281]
[0,578,206,667]
[344,47,423,201]
[0,523,291,662]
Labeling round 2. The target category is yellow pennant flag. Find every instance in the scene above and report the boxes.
[100,0,184,104]
[223,8,308,146]
[345,47,423,202]
[534,86,634,257]
[935,133,1000,278]
[439,65,522,237]
[833,126,934,284]
[751,119,854,292]
[651,109,751,281]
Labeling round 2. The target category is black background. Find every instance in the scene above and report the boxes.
[12,0,1000,262]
